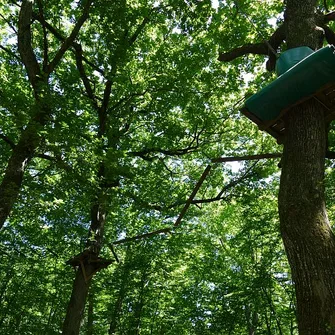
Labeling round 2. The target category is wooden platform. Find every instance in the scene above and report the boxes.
[241,83,335,143]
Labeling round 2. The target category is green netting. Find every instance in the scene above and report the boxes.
[245,45,335,121]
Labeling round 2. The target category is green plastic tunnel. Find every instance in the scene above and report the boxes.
[244,45,335,122]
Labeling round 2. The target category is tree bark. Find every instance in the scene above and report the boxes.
[278,100,335,334]
[0,0,43,229]
[0,0,91,229]
[278,1,335,334]
[62,265,95,335]
[0,118,45,228]
[62,190,108,335]
[62,77,111,334]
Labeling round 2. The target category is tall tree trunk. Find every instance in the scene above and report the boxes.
[0,0,44,229]
[279,101,335,334]
[62,194,107,335]
[278,0,335,334]
[0,0,90,229]
[0,119,45,228]
[62,265,94,334]
[62,78,112,334]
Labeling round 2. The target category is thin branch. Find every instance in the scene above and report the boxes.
[111,166,212,245]
[128,16,150,47]
[173,165,212,227]
[110,162,262,246]
[129,144,200,161]
[73,43,98,106]
[111,228,172,245]
[110,244,120,263]
[0,44,20,61]
[35,153,74,173]
[0,132,15,149]
[46,0,93,75]
[36,0,49,72]
[18,0,41,88]
[0,13,17,34]
[211,153,282,163]
[193,167,255,204]
[34,12,105,75]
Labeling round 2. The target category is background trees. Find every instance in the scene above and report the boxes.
[0,0,333,334]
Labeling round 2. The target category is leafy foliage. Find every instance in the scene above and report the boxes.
[0,0,305,333]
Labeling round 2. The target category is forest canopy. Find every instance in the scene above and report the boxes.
[1,0,334,334]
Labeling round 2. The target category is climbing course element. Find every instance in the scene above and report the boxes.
[241,45,335,142]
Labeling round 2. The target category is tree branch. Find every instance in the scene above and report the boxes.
[211,153,282,163]
[323,25,335,45]
[18,0,41,88]
[111,228,172,245]
[211,151,335,163]
[326,150,335,159]
[324,11,335,22]
[0,132,15,149]
[0,44,20,61]
[218,42,268,62]
[173,165,212,227]
[34,11,105,76]
[129,143,200,161]
[128,16,150,47]
[73,43,98,106]
[110,164,212,245]
[218,10,335,70]
[46,0,93,75]
[193,165,256,205]
[218,24,285,71]
[110,162,260,246]
[36,0,48,72]
[0,12,17,34]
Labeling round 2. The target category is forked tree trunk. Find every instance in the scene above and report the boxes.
[278,101,335,334]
